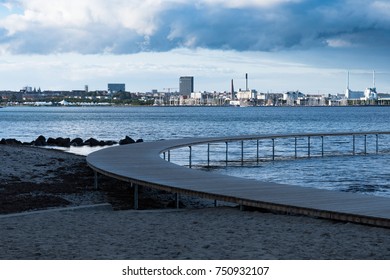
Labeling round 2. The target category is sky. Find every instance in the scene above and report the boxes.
[0,0,390,94]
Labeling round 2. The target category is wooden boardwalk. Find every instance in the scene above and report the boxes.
[87,134,390,228]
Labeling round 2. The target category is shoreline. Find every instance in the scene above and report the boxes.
[0,145,389,259]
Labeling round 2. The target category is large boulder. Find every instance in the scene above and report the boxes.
[136,139,144,143]
[70,137,84,146]
[55,137,71,147]
[46,137,70,147]
[119,136,135,145]
[33,135,47,146]
[84,137,100,147]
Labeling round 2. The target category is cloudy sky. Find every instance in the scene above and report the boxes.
[0,0,389,94]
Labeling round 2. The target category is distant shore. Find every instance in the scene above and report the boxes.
[0,145,389,259]
[2,103,390,108]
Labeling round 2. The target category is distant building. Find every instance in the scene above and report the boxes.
[22,86,33,93]
[108,83,125,94]
[345,88,364,100]
[236,90,256,100]
[364,87,377,100]
[179,76,194,95]
[283,91,305,105]
[345,71,378,101]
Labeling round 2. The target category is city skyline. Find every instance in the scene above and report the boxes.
[0,1,390,94]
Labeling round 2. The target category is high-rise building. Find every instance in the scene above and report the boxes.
[179,76,194,95]
[108,83,125,93]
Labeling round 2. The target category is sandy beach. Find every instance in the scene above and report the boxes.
[1,145,389,260]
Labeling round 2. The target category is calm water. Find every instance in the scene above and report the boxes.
[1,106,390,197]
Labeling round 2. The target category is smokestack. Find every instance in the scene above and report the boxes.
[245,73,248,91]
[231,79,235,99]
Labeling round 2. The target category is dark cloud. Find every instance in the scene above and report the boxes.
[1,0,390,55]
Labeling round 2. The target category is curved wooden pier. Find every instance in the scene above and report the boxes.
[87,132,390,228]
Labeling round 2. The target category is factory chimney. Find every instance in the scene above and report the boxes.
[245,73,248,91]
[231,79,235,100]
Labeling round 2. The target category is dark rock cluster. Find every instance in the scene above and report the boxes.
[0,135,143,148]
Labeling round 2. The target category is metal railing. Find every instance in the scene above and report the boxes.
[161,131,390,168]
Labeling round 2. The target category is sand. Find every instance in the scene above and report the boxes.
[0,145,389,260]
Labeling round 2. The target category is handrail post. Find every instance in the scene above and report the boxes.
[294,137,297,159]
[189,146,192,168]
[376,134,379,154]
[207,143,210,167]
[364,134,367,155]
[241,140,244,165]
[163,152,166,160]
[225,142,228,165]
[272,138,275,161]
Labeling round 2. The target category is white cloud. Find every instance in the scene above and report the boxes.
[371,1,390,18]
[0,0,174,35]
[326,38,353,48]
[199,0,301,8]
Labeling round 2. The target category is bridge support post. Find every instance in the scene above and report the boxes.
[321,136,324,157]
[175,193,180,209]
[308,136,311,158]
[256,140,259,163]
[94,171,98,190]
[168,150,171,162]
[353,135,355,155]
[132,183,139,210]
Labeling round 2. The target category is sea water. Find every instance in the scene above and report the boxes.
[1,105,390,197]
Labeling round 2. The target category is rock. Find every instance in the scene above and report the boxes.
[0,138,5,145]
[119,136,135,145]
[136,139,144,143]
[103,140,117,146]
[84,137,100,147]
[55,137,71,147]
[46,137,70,147]
[33,135,46,146]
[3,138,22,145]
[47,137,57,145]
[70,137,84,146]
